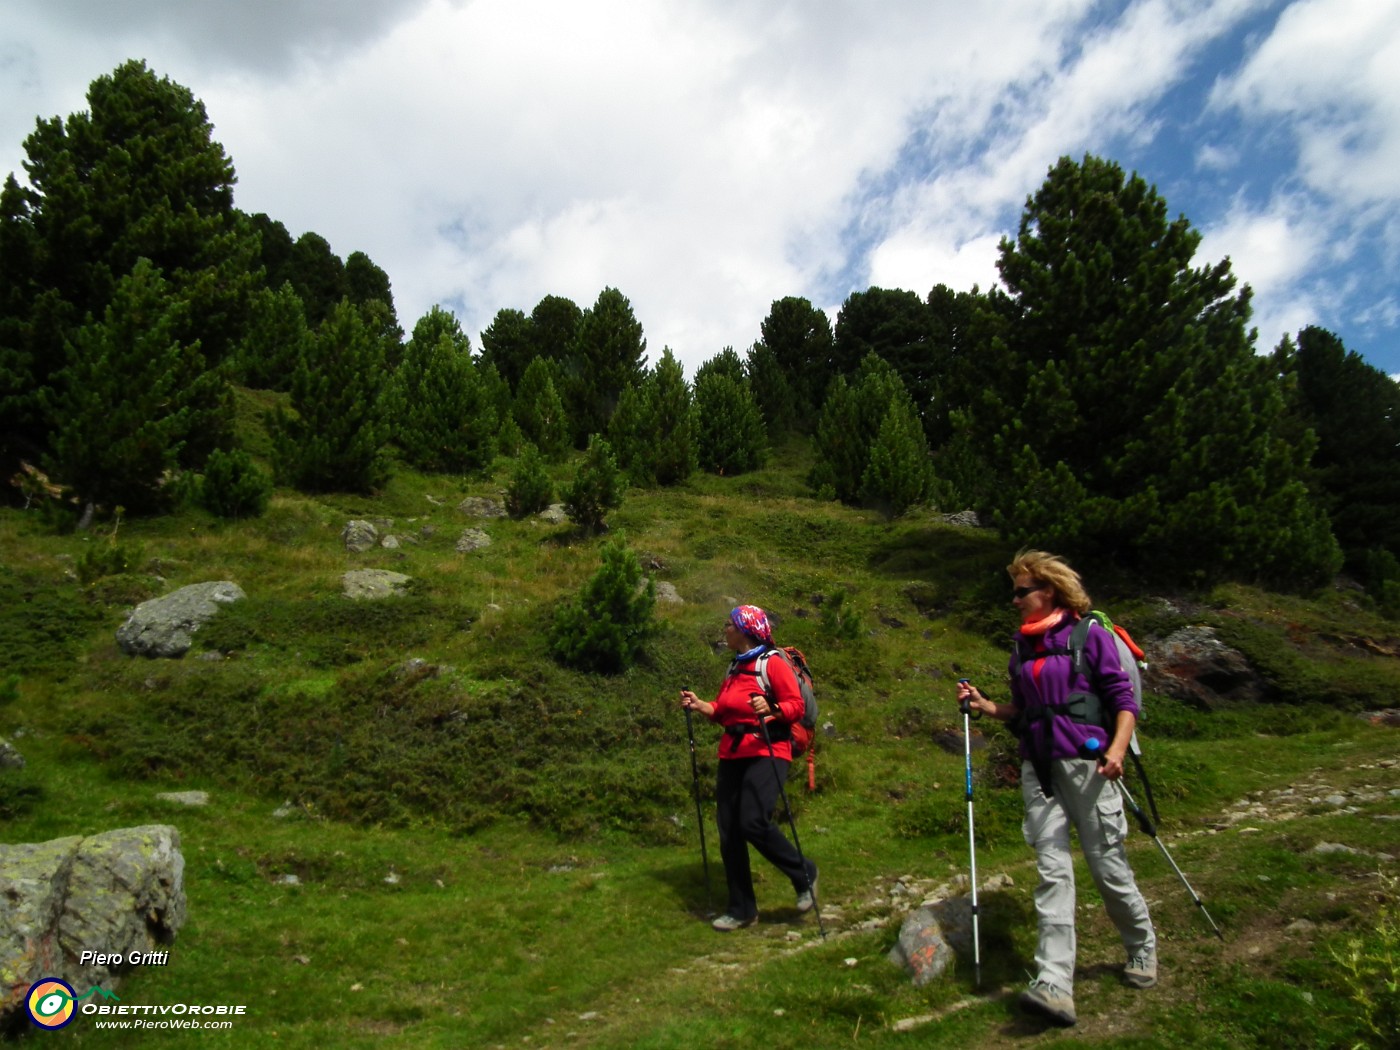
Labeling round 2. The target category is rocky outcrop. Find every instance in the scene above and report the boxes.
[115,582,246,659]
[457,497,506,519]
[341,520,379,553]
[1144,626,1267,708]
[0,826,186,1024]
[0,737,23,770]
[342,569,412,600]
[455,529,492,553]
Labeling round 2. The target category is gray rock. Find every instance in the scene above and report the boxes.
[889,900,966,987]
[1144,626,1266,708]
[0,736,24,770]
[938,510,982,528]
[156,791,209,807]
[457,496,506,519]
[655,582,684,605]
[116,581,246,659]
[342,520,379,553]
[342,569,412,600]
[0,826,186,1023]
[455,528,492,553]
[538,503,569,525]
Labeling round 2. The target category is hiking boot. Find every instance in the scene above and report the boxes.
[711,913,757,932]
[1124,951,1158,989]
[1019,980,1077,1026]
[795,868,819,913]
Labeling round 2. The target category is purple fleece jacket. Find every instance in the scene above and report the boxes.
[1007,615,1137,761]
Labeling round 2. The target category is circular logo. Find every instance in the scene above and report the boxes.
[26,978,78,1029]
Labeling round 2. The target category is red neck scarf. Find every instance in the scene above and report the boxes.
[1019,607,1068,638]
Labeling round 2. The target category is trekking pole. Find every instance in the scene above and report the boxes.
[1083,738,1224,941]
[753,696,826,939]
[958,680,982,989]
[682,702,713,909]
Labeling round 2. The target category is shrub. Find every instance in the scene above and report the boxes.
[201,448,272,518]
[506,443,554,517]
[549,536,657,673]
[563,435,623,534]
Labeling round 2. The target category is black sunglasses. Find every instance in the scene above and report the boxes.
[1012,584,1046,599]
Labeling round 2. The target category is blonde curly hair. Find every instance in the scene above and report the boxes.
[1007,549,1091,615]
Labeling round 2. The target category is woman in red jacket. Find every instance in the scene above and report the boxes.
[679,605,818,931]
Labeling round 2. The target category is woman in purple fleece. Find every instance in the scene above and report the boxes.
[956,550,1156,1027]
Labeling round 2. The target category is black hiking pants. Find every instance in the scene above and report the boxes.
[715,756,812,920]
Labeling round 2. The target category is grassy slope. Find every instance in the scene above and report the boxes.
[1,431,1397,1048]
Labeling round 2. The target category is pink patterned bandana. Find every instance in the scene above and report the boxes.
[730,605,773,644]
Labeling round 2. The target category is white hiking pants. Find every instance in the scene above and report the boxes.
[1021,758,1156,993]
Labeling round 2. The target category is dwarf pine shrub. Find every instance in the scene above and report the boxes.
[201,448,272,519]
[549,536,657,674]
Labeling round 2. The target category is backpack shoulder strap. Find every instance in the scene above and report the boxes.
[1068,614,1098,678]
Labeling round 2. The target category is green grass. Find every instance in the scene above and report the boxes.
[2,433,1398,1047]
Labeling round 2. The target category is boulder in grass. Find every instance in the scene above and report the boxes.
[0,825,186,1025]
[116,581,246,659]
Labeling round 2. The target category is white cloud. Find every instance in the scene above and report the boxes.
[1210,0,1400,206]
[1,0,1395,376]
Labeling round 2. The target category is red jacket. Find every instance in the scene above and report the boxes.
[708,649,805,761]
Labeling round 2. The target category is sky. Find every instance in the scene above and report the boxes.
[2,0,1398,379]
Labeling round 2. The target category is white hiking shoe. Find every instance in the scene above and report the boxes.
[1019,980,1077,1026]
[795,868,818,913]
[711,913,757,932]
[1125,951,1158,988]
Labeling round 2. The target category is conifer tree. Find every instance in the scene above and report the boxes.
[271,300,390,493]
[989,154,1339,586]
[1282,325,1400,571]
[563,435,624,533]
[648,348,698,486]
[506,441,554,517]
[861,397,937,517]
[608,381,653,486]
[513,357,570,462]
[47,258,231,513]
[757,296,835,423]
[2,60,254,463]
[810,353,916,503]
[566,287,646,445]
[745,341,798,439]
[388,320,497,475]
[234,282,311,391]
[548,535,657,674]
[479,307,534,392]
[693,369,766,476]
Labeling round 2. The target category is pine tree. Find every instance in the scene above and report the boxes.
[47,258,231,513]
[563,435,624,533]
[506,442,554,517]
[693,369,766,476]
[2,60,254,464]
[513,357,570,462]
[608,381,653,486]
[234,282,311,391]
[990,154,1339,586]
[271,300,390,493]
[757,296,835,424]
[648,348,698,486]
[810,353,916,503]
[861,397,937,517]
[548,535,658,674]
[200,447,272,519]
[566,287,646,446]
[1282,326,1400,571]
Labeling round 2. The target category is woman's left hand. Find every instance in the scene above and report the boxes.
[748,692,772,717]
